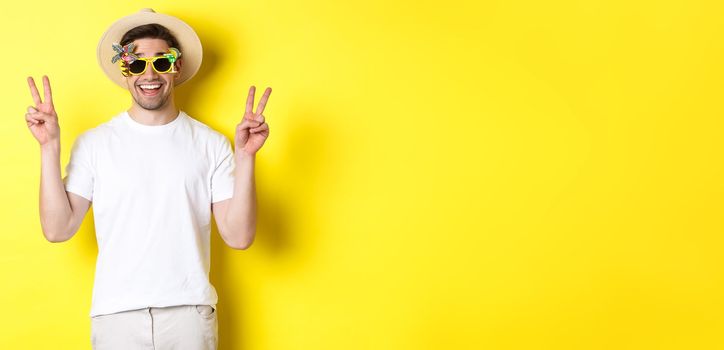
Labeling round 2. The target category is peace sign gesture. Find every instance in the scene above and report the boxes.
[25,76,60,147]
[235,86,271,156]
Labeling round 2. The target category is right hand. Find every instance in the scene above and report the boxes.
[26,76,60,147]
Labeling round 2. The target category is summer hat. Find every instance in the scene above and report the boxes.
[97,8,203,88]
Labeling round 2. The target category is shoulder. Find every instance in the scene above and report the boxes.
[182,111,232,147]
[70,112,127,150]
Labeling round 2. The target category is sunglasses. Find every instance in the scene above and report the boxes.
[122,56,178,76]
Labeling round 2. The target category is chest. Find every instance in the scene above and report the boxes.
[95,134,212,195]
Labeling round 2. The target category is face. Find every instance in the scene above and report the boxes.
[125,38,182,111]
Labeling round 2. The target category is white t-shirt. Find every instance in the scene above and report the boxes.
[63,110,235,317]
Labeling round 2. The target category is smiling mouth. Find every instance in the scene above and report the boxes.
[137,83,163,96]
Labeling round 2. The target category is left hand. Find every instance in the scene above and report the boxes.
[235,85,271,156]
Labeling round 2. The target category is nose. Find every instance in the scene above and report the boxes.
[140,61,159,79]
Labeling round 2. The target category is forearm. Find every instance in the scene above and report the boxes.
[222,153,257,248]
[39,141,73,241]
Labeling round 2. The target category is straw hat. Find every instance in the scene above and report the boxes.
[97,8,202,88]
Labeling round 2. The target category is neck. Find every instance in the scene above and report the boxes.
[127,96,180,126]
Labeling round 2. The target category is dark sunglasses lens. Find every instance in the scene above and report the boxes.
[153,58,172,72]
[128,60,147,74]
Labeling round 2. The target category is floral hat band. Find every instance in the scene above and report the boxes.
[110,42,181,65]
[111,43,137,64]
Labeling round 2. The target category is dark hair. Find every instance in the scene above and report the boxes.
[120,23,181,51]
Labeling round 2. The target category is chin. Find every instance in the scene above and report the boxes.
[134,93,170,111]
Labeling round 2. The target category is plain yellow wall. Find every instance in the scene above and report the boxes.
[2,0,723,349]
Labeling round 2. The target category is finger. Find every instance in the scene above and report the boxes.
[27,77,42,106]
[246,114,264,124]
[255,87,272,115]
[238,119,261,131]
[25,114,41,124]
[241,116,262,126]
[43,75,53,104]
[28,111,53,122]
[250,123,269,133]
[245,86,256,114]
[25,113,45,125]
[27,106,38,113]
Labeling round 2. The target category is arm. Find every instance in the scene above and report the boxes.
[212,153,257,250]
[39,142,91,242]
[27,76,91,242]
[212,85,271,250]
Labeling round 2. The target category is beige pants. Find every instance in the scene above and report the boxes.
[90,304,218,350]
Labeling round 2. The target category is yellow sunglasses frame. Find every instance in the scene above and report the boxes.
[120,56,178,77]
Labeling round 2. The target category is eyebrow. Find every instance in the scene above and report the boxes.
[134,52,167,57]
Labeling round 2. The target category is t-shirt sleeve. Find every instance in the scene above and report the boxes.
[211,136,236,203]
[62,133,95,202]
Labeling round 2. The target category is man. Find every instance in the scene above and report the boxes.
[24,9,270,349]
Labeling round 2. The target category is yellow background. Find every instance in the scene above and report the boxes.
[1,0,723,349]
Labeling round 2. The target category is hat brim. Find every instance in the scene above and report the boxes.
[97,9,202,89]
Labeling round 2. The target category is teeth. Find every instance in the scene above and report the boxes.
[139,84,161,90]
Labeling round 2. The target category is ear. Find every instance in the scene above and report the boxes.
[174,58,183,80]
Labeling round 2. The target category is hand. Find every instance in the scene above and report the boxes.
[235,85,271,156]
[25,76,60,147]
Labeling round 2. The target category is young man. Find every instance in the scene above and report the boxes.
[24,9,270,349]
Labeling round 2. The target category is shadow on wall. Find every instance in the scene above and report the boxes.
[174,11,232,119]
[208,110,333,349]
